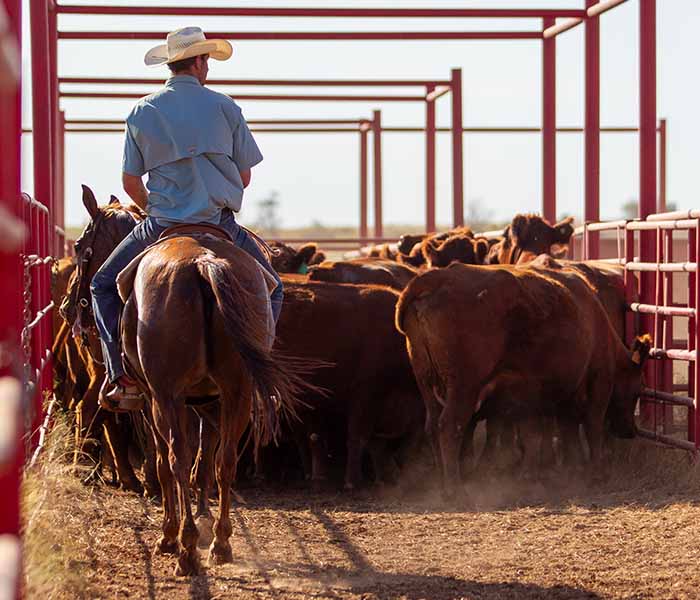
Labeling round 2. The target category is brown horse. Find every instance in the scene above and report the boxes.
[69,185,308,575]
[60,191,145,493]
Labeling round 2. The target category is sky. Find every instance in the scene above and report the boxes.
[19,0,700,231]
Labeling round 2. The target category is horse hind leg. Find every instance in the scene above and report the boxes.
[151,427,178,555]
[208,357,252,566]
[151,397,201,576]
[192,404,220,549]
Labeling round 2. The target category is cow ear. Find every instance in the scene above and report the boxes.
[475,238,489,263]
[308,251,326,266]
[81,184,100,219]
[297,243,317,264]
[553,217,575,244]
[631,333,653,365]
[510,214,529,244]
[421,238,441,265]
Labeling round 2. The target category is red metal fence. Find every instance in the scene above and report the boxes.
[573,213,700,452]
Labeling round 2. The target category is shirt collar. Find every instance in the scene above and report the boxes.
[165,74,201,87]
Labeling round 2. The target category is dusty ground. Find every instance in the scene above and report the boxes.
[23,429,700,600]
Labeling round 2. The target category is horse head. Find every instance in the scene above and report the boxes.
[61,184,144,333]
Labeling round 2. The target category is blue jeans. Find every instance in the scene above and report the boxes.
[91,210,284,383]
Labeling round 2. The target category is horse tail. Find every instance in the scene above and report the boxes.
[195,255,315,449]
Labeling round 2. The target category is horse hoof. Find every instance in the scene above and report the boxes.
[196,515,215,548]
[155,537,178,555]
[174,554,202,577]
[208,542,233,565]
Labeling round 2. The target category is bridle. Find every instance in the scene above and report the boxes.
[68,207,140,364]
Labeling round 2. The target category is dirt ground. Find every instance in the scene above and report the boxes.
[23,430,700,600]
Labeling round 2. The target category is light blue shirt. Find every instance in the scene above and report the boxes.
[122,75,263,225]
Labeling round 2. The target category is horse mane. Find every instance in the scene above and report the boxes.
[102,199,146,221]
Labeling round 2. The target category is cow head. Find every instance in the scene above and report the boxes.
[422,235,489,269]
[608,334,653,438]
[398,233,428,255]
[490,214,574,264]
[397,245,426,268]
[269,241,318,274]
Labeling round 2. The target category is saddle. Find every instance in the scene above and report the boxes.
[115,224,277,304]
[159,222,234,243]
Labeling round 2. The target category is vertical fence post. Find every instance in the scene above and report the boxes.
[31,0,52,231]
[48,0,58,257]
[689,226,697,445]
[57,110,66,250]
[0,0,24,554]
[359,126,368,240]
[585,0,600,259]
[425,85,436,233]
[659,118,667,213]
[450,68,464,227]
[372,109,383,239]
[542,17,556,224]
[695,225,700,447]
[639,0,657,428]
[662,229,674,432]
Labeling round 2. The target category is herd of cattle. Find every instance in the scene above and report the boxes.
[51,192,652,505]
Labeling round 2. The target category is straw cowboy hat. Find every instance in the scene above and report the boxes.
[144,26,232,67]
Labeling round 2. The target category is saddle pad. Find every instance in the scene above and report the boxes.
[116,238,278,304]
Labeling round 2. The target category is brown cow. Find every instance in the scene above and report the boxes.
[422,235,490,269]
[488,214,574,264]
[308,258,418,290]
[465,256,634,474]
[396,263,650,496]
[269,241,321,274]
[276,279,424,489]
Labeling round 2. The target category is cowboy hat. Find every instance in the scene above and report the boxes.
[144,26,232,67]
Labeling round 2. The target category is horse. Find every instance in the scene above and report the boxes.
[68,185,309,575]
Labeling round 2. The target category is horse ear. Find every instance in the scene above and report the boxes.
[109,194,121,206]
[81,185,100,219]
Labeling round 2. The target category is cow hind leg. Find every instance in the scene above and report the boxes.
[438,382,473,500]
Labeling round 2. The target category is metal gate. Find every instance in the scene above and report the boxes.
[574,212,700,451]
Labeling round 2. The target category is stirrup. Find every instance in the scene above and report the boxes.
[98,377,145,412]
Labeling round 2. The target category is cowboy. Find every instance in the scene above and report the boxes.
[91,27,283,410]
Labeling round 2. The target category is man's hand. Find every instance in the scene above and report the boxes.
[240,169,252,189]
[122,172,149,210]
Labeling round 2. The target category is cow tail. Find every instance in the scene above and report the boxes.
[196,256,314,450]
[395,274,443,399]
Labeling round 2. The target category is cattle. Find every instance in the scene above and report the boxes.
[308,258,418,290]
[422,235,490,269]
[488,214,574,264]
[275,279,424,489]
[269,241,323,274]
[396,263,650,497]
